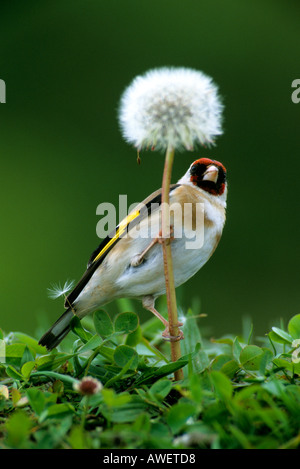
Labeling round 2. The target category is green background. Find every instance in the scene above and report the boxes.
[0,0,299,339]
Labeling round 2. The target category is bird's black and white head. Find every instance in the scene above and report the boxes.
[179,158,227,201]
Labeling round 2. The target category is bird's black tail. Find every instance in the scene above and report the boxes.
[39,308,74,350]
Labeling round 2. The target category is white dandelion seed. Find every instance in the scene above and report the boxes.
[118,66,223,152]
[47,279,75,300]
[178,314,187,327]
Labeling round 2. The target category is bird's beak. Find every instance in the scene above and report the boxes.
[203,165,219,183]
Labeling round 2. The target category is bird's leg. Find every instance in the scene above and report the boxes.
[142,295,184,341]
[131,226,174,267]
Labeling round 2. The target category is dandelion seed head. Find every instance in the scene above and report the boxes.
[47,279,75,300]
[119,67,223,152]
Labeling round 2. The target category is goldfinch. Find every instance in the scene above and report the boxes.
[39,158,227,350]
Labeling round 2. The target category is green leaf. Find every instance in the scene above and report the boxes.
[232,337,243,362]
[77,334,103,353]
[39,403,75,422]
[21,345,35,366]
[26,388,46,415]
[114,312,139,334]
[189,373,203,404]
[167,402,197,434]
[273,357,292,370]
[135,351,193,386]
[68,425,90,449]
[228,424,252,449]
[102,396,154,423]
[114,345,139,370]
[288,314,300,339]
[5,365,24,380]
[94,310,114,337]
[149,379,172,400]
[233,383,266,403]
[21,361,35,379]
[268,331,287,346]
[52,380,64,394]
[125,326,143,346]
[70,316,92,343]
[262,379,286,398]
[212,337,233,345]
[11,387,21,405]
[10,332,46,354]
[105,356,137,388]
[5,410,32,448]
[246,322,254,344]
[220,359,240,378]
[273,358,300,375]
[181,309,209,374]
[35,417,73,449]
[5,344,26,358]
[211,354,233,371]
[270,327,293,344]
[3,344,25,368]
[35,353,75,371]
[32,370,79,386]
[101,389,131,407]
[259,349,273,375]
[240,345,264,370]
[97,345,115,362]
[210,370,233,400]
[131,413,151,433]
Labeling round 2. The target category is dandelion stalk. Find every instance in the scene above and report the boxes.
[161,144,183,379]
[119,67,223,380]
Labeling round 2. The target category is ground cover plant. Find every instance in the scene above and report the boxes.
[1,301,300,449]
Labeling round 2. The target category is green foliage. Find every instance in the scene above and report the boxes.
[1,308,300,449]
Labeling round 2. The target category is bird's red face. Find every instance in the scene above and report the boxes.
[189,158,227,196]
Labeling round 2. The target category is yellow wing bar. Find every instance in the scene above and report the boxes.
[92,209,141,264]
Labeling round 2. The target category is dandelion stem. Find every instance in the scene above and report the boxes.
[161,144,183,381]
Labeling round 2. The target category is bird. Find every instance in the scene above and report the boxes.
[39,158,227,350]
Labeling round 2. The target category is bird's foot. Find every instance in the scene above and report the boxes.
[156,225,174,245]
[162,322,184,342]
[130,226,174,267]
